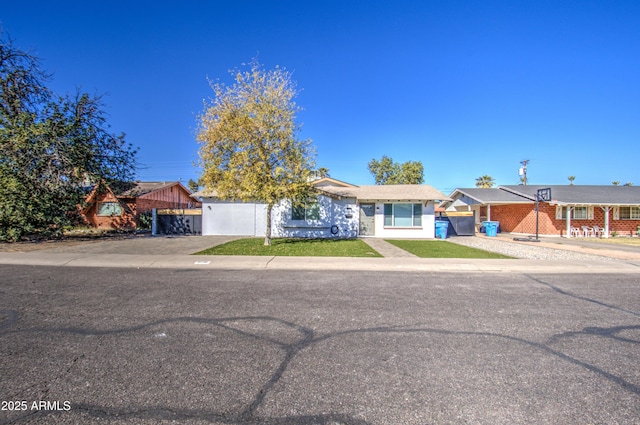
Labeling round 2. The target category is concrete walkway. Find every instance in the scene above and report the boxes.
[360,238,418,258]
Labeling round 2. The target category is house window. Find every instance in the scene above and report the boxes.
[292,202,320,220]
[572,207,587,220]
[619,206,640,220]
[383,203,422,227]
[560,206,587,220]
[97,202,122,216]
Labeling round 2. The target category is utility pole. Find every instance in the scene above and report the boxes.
[519,160,529,185]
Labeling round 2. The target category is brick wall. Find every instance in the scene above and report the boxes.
[490,204,640,236]
[82,191,136,229]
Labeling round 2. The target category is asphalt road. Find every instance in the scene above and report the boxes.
[1,266,639,424]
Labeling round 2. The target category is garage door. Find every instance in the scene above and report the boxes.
[202,202,267,236]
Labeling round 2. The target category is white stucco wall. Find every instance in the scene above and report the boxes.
[372,201,436,239]
[271,195,358,238]
[200,195,358,238]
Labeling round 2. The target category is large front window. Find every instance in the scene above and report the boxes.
[560,206,587,220]
[292,202,320,220]
[97,202,122,216]
[384,203,422,227]
[619,206,640,220]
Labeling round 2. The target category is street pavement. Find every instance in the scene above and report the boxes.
[1,266,639,424]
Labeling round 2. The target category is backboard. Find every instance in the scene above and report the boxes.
[537,187,552,202]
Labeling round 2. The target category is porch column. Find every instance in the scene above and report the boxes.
[601,206,611,238]
[487,204,491,221]
[566,206,572,238]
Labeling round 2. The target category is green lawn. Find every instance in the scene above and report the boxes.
[195,238,383,257]
[386,239,514,259]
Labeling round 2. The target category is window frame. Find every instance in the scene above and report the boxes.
[291,202,320,221]
[383,203,423,228]
[572,207,588,220]
[618,206,640,220]
[559,206,588,220]
[96,201,123,217]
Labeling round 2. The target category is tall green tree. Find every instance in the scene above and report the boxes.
[197,60,315,246]
[475,175,495,188]
[567,176,575,185]
[0,33,137,241]
[367,155,423,184]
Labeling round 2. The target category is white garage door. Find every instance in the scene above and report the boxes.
[202,202,267,236]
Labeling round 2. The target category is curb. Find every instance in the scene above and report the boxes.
[0,252,639,274]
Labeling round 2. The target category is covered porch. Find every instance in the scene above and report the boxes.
[560,204,640,238]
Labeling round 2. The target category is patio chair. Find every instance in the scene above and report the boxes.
[592,226,605,237]
[582,226,595,237]
[570,227,582,237]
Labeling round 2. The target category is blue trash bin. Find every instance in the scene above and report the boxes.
[484,221,499,237]
[435,220,449,239]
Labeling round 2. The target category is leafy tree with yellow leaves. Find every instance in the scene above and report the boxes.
[197,60,316,245]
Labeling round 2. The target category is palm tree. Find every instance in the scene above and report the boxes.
[313,167,330,179]
[567,176,575,185]
[612,181,620,186]
[475,175,495,188]
[623,182,633,186]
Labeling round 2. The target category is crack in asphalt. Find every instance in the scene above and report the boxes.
[3,273,640,424]
[2,311,640,424]
[526,274,640,318]
[0,309,18,331]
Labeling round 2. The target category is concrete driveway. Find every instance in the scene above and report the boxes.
[0,234,239,255]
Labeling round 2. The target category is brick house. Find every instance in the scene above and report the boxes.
[82,181,201,230]
[444,185,640,237]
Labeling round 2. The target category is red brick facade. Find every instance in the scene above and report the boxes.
[81,188,136,230]
[485,204,640,236]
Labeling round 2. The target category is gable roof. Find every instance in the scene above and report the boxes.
[500,185,640,205]
[82,184,133,215]
[119,181,192,198]
[312,177,358,188]
[318,184,450,202]
[194,180,450,202]
[446,188,534,205]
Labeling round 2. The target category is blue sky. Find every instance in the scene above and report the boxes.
[2,1,639,194]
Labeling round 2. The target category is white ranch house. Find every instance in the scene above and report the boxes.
[193,178,450,239]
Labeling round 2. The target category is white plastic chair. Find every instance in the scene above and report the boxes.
[570,227,582,237]
[592,226,605,237]
[582,226,595,237]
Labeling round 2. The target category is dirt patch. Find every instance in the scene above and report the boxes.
[0,233,144,253]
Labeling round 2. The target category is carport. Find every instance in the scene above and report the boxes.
[442,188,534,229]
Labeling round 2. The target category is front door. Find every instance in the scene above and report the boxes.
[359,204,375,236]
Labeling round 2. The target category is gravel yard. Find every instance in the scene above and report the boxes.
[448,236,617,261]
